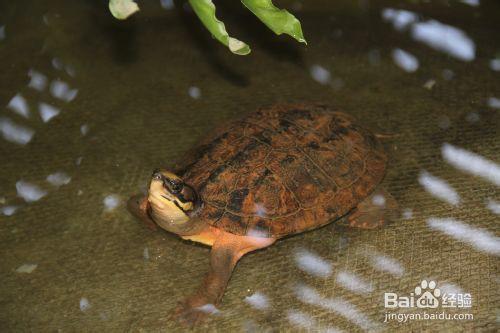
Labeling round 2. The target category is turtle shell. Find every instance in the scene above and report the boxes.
[174,104,387,238]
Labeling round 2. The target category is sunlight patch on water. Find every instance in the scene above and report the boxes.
[244,292,269,310]
[362,250,404,277]
[1,205,19,216]
[486,198,500,215]
[439,282,465,296]
[418,170,460,206]
[392,49,419,72]
[294,284,380,332]
[381,8,417,31]
[442,143,500,187]
[286,310,317,330]
[46,172,71,187]
[371,194,385,207]
[50,80,78,102]
[490,59,500,71]
[442,69,455,80]
[16,180,47,202]
[28,69,48,92]
[460,0,480,6]
[427,217,500,256]
[7,93,30,118]
[294,248,332,277]
[411,20,475,61]
[402,208,413,219]
[16,263,38,273]
[188,86,201,99]
[39,102,60,123]
[103,194,121,212]
[0,117,34,145]
[336,271,373,294]
[310,65,331,85]
[79,298,91,311]
[160,0,174,10]
[465,112,480,123]
[80,124,89,136]
[52,58,64,71]
[196,303,220,315]
[487,97,500,109]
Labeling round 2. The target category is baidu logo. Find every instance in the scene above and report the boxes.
[384,279,471,309]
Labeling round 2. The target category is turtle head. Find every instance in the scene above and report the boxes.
[147,169,203,235]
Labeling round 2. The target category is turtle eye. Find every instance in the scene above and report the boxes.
[170,181,183,194]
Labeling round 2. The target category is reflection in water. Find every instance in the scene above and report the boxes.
[188,86,201,99]
[411,20,475,61]
[335,271,373,294]
[15,263,38,274]
[1,205,19,216]
[28,69,48,92]
[418,170,460,206]
[7,93,30,118]
[294,248,332,277]
[103,194,121,212]
[486,198,500,215]
[392,49,419,72]
[0,25,5,40]
[39,102,60,123]
[46,172,72,187]
[294,284,380,332]
[310,65,331,85]
[442,143,500,186]
[244,292,269,310]
[487,97,500,109]
[16,180,47,202]
[427,217,500,256]
[381,8,417,32]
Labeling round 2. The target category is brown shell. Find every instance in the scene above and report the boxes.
[174,104,387,238]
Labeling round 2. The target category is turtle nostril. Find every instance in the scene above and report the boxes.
[152,169,162,180]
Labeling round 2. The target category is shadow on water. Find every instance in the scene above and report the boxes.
[172,0,249,87]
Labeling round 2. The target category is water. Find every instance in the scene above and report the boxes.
[1,0,499,331]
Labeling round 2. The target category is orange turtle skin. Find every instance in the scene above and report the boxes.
[173,103,387,238]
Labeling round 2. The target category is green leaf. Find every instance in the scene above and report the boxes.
[109,0,140,20]
[241,0,306,44]
[188,0,251,55]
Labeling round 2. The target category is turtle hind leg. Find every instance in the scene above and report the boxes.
[173,232,276,327]
[342,188,398,229]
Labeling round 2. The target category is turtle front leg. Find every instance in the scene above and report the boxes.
[127,194,158,231]
[173,232,275,327]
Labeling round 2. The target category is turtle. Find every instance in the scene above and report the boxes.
[128,103,397,326]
